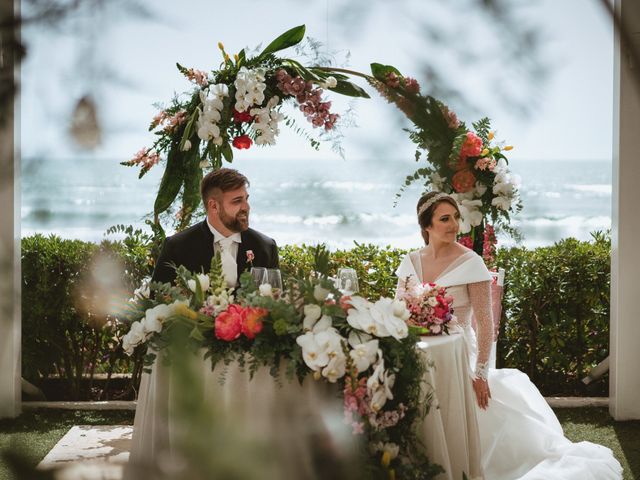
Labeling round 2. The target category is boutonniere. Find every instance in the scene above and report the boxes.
[246,250,255,265]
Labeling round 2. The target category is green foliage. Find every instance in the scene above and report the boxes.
[495,232,611,394]
[21,234,150,400]
[258,24,306,59]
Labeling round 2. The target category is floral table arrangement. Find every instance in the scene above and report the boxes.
[122,250,444,479]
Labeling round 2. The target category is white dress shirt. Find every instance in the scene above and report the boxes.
[206,219,242,287]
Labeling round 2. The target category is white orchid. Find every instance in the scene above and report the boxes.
[367,357,396,411]
[455,197,484,234]
[429,172,446,192]
[370,298,410,340]
[349,339,379,373]
[122,321,145,355]
[130,277,151,302]
[302,304,322,331]
[296,331,330,371]
[187,273,210,294]
[320,76,337,89]
[492,196,512,211]
[313,283,331,302]
[142,304,172,334]
[322,353,347,382]
[250,96,283,146]
[234,67,267,112]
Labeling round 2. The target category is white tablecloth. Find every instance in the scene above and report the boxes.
[417,333,483,480]
[128,334,482,479]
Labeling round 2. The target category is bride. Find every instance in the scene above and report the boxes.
[396,191,623,480]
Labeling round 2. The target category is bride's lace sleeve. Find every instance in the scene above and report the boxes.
[468,281,493,380]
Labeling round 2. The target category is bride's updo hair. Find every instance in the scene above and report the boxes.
[417,192,460,245]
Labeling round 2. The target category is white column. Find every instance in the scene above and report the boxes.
[610,0,640,420]
[0,0,21,419]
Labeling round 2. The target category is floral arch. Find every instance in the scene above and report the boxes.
[123,25,521,264]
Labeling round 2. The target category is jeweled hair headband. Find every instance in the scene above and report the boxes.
[417,192,451,217]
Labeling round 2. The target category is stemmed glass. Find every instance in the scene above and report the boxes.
[336,268,359,295]
[266,268,283,298]
[250,267,267,286]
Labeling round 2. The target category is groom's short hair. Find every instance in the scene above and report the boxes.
[201,168,250,206]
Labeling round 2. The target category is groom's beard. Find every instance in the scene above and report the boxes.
[219,207,249,232]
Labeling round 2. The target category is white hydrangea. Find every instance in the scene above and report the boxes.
[234,67,267,112]
[197,83,228,144]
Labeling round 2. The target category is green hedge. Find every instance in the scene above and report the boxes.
[495,232,611,395]
[21,233,611,398]
[21,232,152,400]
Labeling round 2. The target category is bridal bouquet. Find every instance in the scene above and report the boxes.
[399,282,455,335]
[119,250,442,479]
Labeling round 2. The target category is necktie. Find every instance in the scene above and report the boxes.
[217,237,237,288]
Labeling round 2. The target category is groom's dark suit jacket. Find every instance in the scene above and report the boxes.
[151,220,279,286]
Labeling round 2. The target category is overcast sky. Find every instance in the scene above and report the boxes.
[20,0,613,164]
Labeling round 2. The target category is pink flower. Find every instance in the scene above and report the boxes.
[385,72,400,88]
[459,132,484,160]
[452,169,476,193]
[404,77,420,94]
[215,304,244,341]
[351,422,365,435]
[246,250,255,264]
[458,235,473,249]
[186,68,209,87]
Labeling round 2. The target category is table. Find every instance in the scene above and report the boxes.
[128,333,482,479]
[417,333,483,480]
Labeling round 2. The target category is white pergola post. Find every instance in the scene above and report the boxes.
[0,0,21,419]
[610,0,640,420]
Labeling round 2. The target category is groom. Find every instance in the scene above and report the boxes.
[151,168,279,287]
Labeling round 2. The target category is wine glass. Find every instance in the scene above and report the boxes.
[266,268,283,298]
[337,268,359,295]
[250,267,267,286]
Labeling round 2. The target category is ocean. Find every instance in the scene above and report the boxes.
[21,157,612,250]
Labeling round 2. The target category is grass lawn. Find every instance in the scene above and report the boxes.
[0,408,638,479]
[0,410,134,480]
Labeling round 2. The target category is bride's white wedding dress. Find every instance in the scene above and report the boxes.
[396,249,623,480]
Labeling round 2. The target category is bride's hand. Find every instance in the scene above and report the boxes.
[473,377,491,409]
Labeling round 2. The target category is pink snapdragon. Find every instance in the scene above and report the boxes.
[129,148,160,170]
[483,224,497,265]
[186,68,209,87]
[458,235,474,249]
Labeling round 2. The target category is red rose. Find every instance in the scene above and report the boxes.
[242,307,267,339]
[215,304,244,341]
[233,109,253,124]
[232,135,252,149]
[452,169,476,193]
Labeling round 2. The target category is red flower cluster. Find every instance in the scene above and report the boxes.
[215,304,267,341]
[233,109,253,124]
[452,169,475,193]
[483,224,497,266]
[457,235,474,249]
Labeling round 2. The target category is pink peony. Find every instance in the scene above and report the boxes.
[459,132,483,160]
[215,304,244,341]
